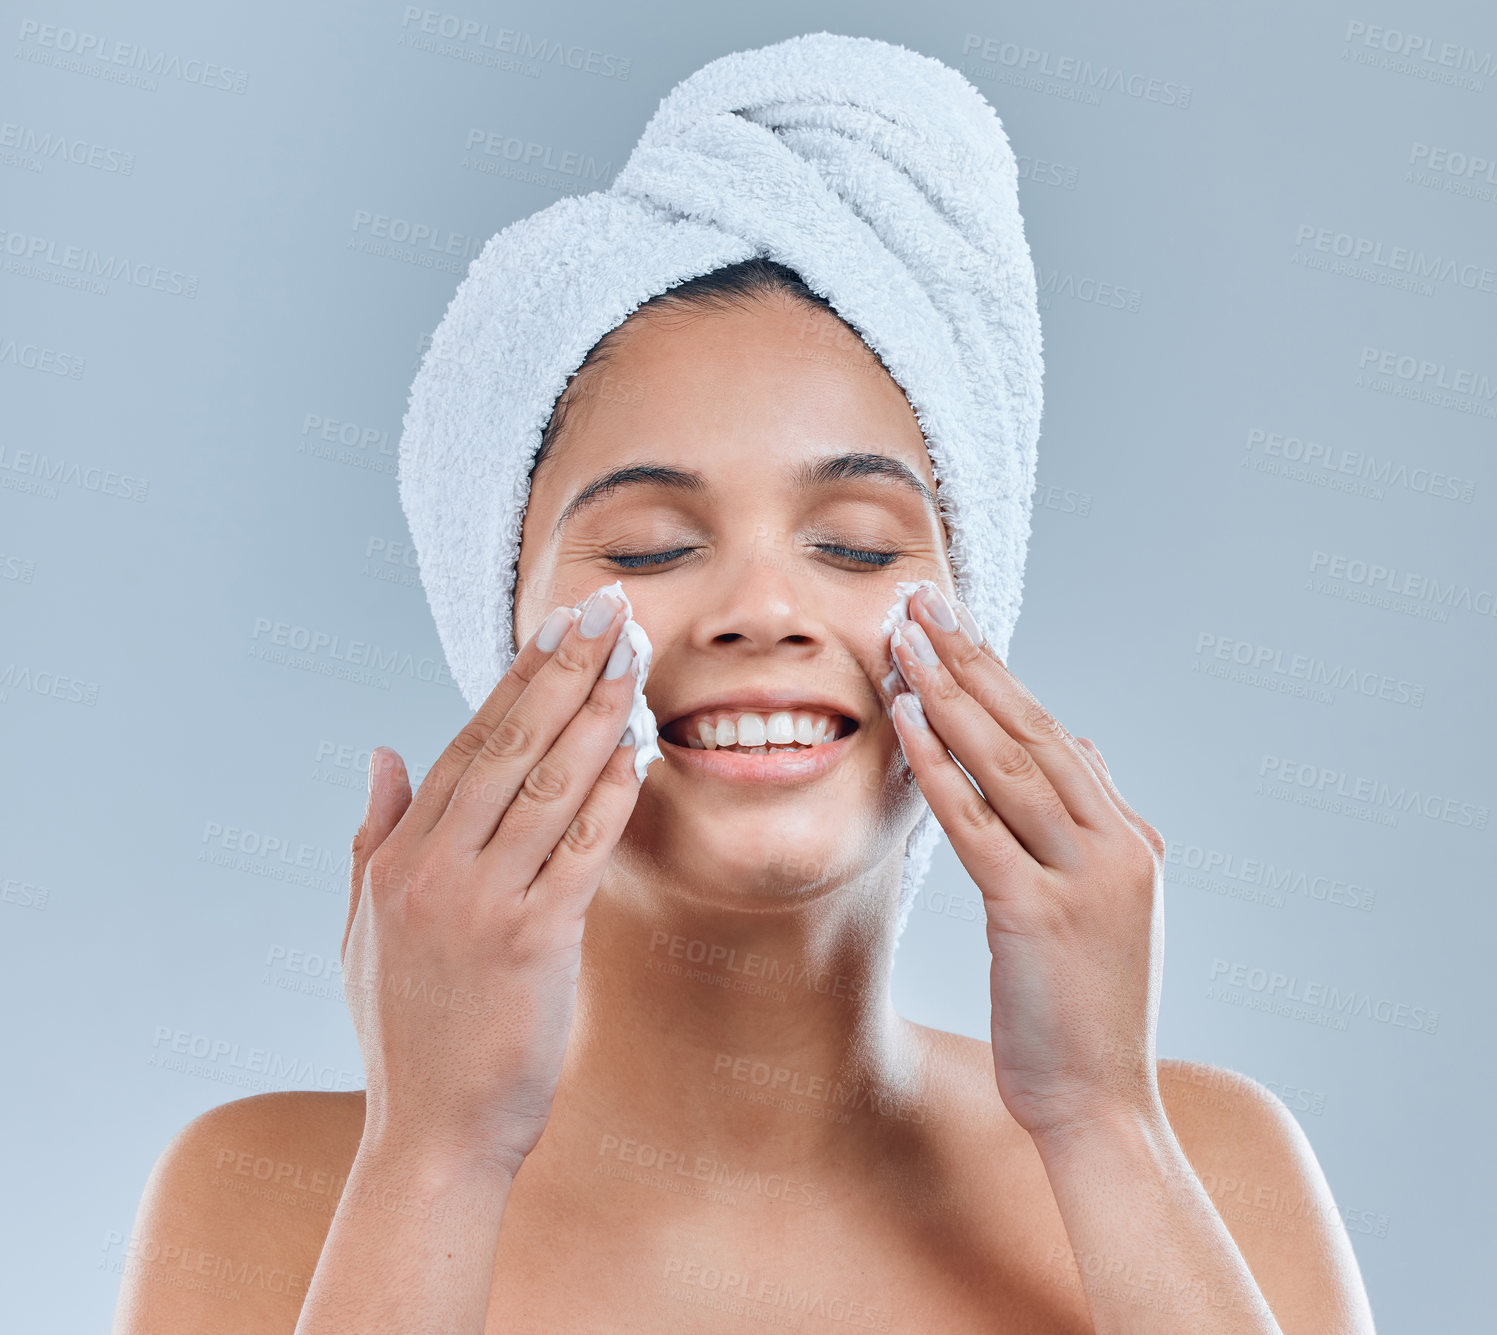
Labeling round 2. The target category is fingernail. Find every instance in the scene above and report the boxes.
[918,585,959,633]
[578,586,624,638]
[536,605,576,653]
[602,633,635,679]
[368,747,384,794]
[897,692,928,729]
[954,601,985,646]
[900,619,940,666]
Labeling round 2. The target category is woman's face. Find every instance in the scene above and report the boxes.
[514,294,955,909]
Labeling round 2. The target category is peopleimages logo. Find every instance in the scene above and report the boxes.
[1292,224,1496,295]
[1242,428,1475,503]
[1258,753,1489,831]
[1164,840,1376,911]
[14,19,251,93]
[0,120,135,174]
[1208,959,1439,1035]
[0,228,198,298]
[1193,631,1425,710]
[1342,20,1494,91]
[1309,549,1497,622]
[397,7,631,79]
[958,33,1192,108]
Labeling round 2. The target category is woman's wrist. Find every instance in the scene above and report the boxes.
[1027,1096,1176,1174]
[354,1126,526,1200]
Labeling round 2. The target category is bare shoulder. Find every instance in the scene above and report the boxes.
[1157,1059,1376,1333]
[902,1033,1375,1332]
[113,1091,365,1335]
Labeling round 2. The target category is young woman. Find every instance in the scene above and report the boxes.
[114,258,1376,1333]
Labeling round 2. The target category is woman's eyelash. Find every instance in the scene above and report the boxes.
[605,547,697,569]
[602,543,901,569]
[815,543,900,567]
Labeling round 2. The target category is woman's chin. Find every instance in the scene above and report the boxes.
[616,771,918,910]
[618,808,856,907]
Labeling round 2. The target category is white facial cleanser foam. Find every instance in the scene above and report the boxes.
[590,581,663,781]
[878,579,944,702]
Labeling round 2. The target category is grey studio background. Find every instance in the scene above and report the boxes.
[2,0,1492,1329]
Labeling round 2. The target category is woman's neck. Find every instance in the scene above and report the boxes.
[550,855,924,1165]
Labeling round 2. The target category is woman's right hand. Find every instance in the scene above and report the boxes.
[341,584,648,1179]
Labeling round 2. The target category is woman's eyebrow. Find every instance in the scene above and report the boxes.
[552,451,935,538]
[794,451,937,516]
[553,463,706,537]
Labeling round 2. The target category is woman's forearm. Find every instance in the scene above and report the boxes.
[1032,1108,1282,1335]
[293,1141,512,1335]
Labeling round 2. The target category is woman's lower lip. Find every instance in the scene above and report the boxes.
[659,729,859,781]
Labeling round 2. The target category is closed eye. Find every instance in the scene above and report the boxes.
[604,547,698,569]
[815,543,900,568]
[602,542,902,571]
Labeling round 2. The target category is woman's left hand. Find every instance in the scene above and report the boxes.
[885,583,1168,1147]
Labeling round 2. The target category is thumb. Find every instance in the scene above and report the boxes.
[343,746,412,960]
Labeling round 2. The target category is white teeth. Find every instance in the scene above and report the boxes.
[766,711,795,745]
[680,707,849,752]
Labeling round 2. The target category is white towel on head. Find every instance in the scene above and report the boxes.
[398,30,1044,943]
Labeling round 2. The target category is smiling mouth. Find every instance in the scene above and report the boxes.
[660,707,859,755]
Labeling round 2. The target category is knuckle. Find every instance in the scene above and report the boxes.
[950,634,987,673]
[1019,694,1061,741]
[956,791,998,834]
[1136,821,1167,861]
[992,740,1036,782]
[449,720,490,763]
[520,758,570,806]
[926,669,964,706]
[580,688,619,723]
[484,713,534,765]
[560,808,609,858]
[591,749,634,791]
[549,636,598,681]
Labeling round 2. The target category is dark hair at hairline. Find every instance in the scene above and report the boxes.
[528,257,853,481]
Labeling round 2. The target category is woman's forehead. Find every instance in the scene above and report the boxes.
[536,298,936,493]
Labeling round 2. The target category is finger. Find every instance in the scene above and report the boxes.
[399,602,583,837]
[437,597,632,851]
[344,746,412,960]
[1076,737,1164,856]
[1077,736,1109,772]
[523,734,643,921]
[901,584,1120,834]
[891,619,1081,867]
[477,631,644,877]
[890,691,1031,886]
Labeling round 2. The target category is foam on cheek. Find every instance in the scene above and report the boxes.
[595,580,663,781]
[878,579,943,705]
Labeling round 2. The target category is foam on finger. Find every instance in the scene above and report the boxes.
[589,580,662,781]
[878,579,941,704]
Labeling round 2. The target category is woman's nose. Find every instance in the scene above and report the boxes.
[691,546,821,651]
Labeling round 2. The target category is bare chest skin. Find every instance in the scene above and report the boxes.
[268,1030,1096,1332]
[484,1113,1094,1333]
